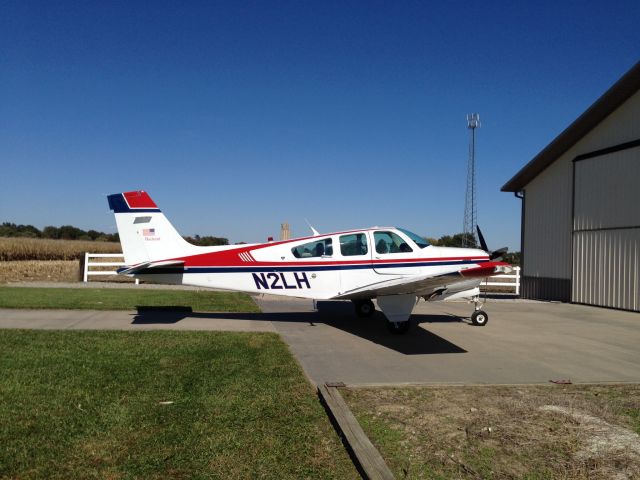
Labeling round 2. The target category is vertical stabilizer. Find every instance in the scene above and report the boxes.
[107,191,196,265]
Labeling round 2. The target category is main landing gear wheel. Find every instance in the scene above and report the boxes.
[387,320,411,334]
[471,310,488,326]
[353,299,375,318]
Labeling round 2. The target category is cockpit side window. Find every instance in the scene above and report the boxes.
[339,233,368,256]
[374,231,413,254]
[291,238,333,258]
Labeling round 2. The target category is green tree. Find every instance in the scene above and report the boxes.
[436,232,478,248]
[58,225,84,240]
[503,251,521,266]
[42,226,60,239]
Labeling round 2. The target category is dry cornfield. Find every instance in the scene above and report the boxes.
[0,260,79,283]
[0,237,121,261]
[0,238,124,283]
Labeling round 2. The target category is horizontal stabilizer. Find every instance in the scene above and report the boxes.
[118,260,185,275]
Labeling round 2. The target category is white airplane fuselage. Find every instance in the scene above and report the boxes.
[133,231,488,302]
[108,191,510,328]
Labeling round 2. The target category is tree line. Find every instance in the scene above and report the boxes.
[182,235,229,246]
[426,232,478,248]
[0,222,229,246]
[0,222,119,242]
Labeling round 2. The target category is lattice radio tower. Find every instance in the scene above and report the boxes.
[462,113,480,247]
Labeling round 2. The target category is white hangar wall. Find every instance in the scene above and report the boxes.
[522,152,573,298]
[523,90,640,308]
[572,143,640,311]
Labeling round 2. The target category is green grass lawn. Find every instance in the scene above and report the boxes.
[0,330,356,479]
[0,286,259,312]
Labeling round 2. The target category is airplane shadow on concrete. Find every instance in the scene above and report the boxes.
[314,301,467,355]
[131,301,467,355]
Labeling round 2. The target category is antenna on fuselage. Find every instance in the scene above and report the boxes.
[304,219,320,236]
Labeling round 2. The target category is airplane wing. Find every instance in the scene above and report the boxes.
[333,262,512,299]
[117,260,185,275]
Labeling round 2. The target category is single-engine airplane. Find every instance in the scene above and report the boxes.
[108,190,512,333]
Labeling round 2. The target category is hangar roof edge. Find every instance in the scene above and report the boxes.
[501,61,640,192]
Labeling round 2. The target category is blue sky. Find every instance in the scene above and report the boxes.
[1,1,638,249]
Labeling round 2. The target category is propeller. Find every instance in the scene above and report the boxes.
[476,226,508,261]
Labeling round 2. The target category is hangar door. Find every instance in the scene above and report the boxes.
[572,144,640,311]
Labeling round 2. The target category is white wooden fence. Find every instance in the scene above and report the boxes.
[82,253,139,284]
[83,252,520,294]
[481,266,520,295]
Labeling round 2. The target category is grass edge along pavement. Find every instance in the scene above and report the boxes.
[0,329,358,479]
[0,286,260,312]
[343,384,640,479]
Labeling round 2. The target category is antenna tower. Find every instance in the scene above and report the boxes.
[462,113,480,247]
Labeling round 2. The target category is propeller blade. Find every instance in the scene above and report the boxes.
[476,226,488,252]
[477,226,508,261]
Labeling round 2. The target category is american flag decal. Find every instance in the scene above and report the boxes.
[143,228,155,236]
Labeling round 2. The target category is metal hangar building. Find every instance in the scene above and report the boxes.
[502,61,640,312]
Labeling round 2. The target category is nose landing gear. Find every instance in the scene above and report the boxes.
[386,320,411,334]
[470,296,488,326]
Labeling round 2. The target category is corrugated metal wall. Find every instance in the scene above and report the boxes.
[574,149,640,231]
[521,148,573,301]
[573,229,639,311]
[572,146,640,311]
[523,157,573,278]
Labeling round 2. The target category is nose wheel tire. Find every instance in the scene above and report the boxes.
[471,310,488,326]
[387,320,411,334]
[353,299,375,318]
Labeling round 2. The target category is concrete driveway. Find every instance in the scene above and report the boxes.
[1,296,638,386]
[256,296,640,385]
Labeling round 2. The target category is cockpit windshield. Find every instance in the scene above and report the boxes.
[397,228,430,249]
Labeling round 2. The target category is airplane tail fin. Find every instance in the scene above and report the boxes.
[107,191,196,265]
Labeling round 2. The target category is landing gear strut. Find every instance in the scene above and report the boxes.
[470,296,488,326]
[353,299,375,318]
